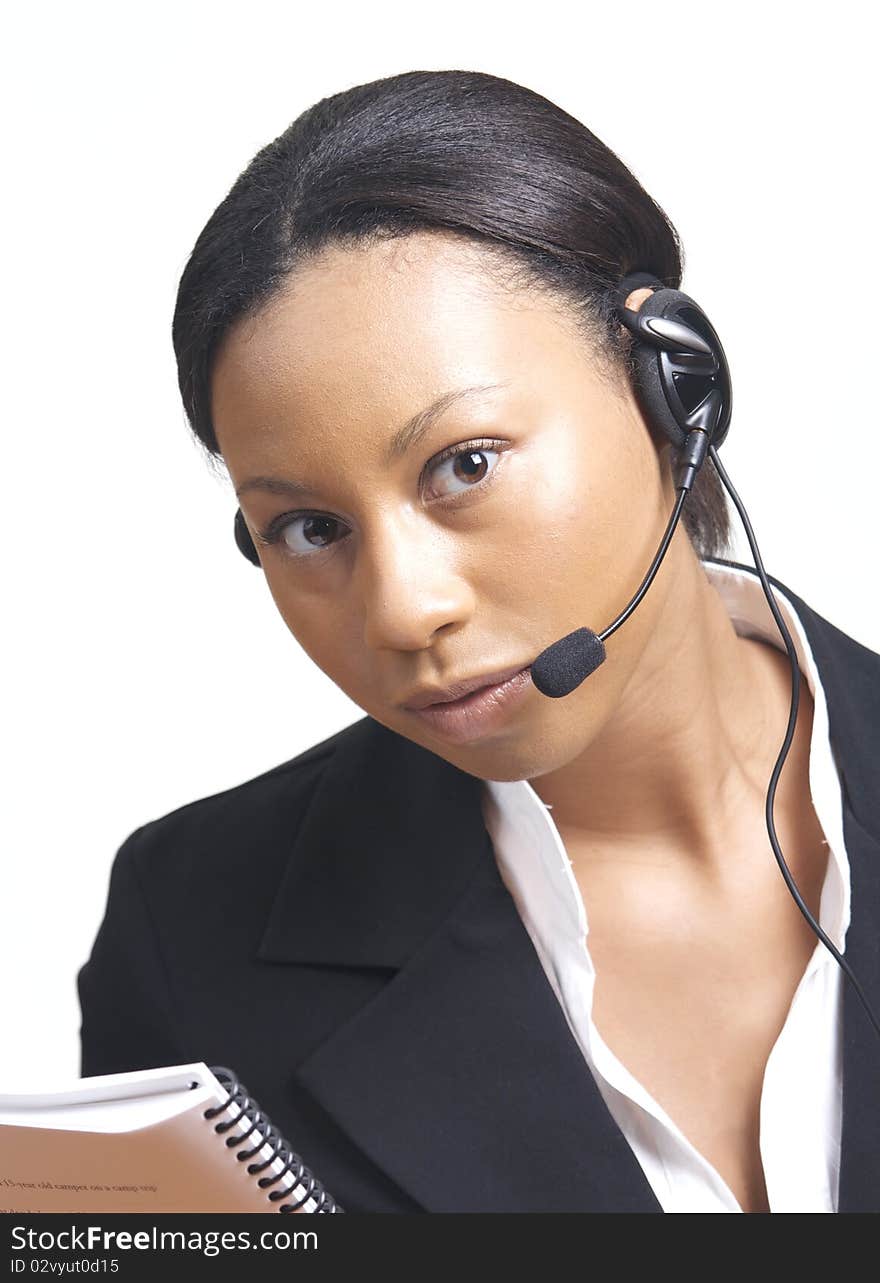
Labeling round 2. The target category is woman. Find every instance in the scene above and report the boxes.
[77,69,880,1214]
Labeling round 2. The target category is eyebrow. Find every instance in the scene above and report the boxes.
[234,381,508,501]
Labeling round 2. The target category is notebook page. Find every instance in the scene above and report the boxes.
[0,1063,322,1213]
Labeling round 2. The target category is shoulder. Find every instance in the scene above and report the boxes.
[768,572,880,721]
[703,555,880,683]
[79,716,391,1075]
[704,556,880,830]
[113,715,378,893]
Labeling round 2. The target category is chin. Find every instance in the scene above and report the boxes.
[431,729,582,786]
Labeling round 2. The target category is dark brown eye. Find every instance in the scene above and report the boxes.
[299,515,338,547]
[428,445,500,498]
[263,512,348,558]
[455,452,489,483]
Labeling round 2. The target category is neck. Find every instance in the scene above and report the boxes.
[529,541,811,876]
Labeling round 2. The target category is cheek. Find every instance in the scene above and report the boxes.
[264,577,359,688]
[495,421,648,627]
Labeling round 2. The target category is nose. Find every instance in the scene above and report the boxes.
[358,513,475,653]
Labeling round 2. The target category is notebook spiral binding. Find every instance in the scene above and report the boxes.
[203,1066,343,1213]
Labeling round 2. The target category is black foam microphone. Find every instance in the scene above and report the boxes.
[531,627,608,698]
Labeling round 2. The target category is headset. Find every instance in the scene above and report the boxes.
[233,270,880,1043]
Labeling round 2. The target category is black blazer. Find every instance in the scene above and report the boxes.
[77,558,880,1213]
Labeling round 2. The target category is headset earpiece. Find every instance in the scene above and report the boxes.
[234,507,261,566]
[615,272,732,454]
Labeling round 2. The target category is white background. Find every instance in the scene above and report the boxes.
[2,1,876,1084]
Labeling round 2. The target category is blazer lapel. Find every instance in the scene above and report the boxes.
[258,717,661,1212]
[836,800,880,1211]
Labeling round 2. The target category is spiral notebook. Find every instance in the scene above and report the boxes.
[0,1062,342,1214]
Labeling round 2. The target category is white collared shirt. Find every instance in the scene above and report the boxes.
[481,560,851,1212]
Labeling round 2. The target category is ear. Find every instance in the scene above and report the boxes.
[620,285,656,320]
[618,286,677,470]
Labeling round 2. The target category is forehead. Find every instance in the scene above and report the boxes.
[210,231,582,466]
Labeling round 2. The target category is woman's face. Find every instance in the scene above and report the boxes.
[212,231,676,782]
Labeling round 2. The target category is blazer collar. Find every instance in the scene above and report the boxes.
[257,714,490,971]
[256,556,880,1212]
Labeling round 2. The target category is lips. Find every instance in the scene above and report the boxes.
[401,663,531,709]
[403,666,534,744]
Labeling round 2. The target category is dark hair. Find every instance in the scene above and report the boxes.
[172,69,732,559]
